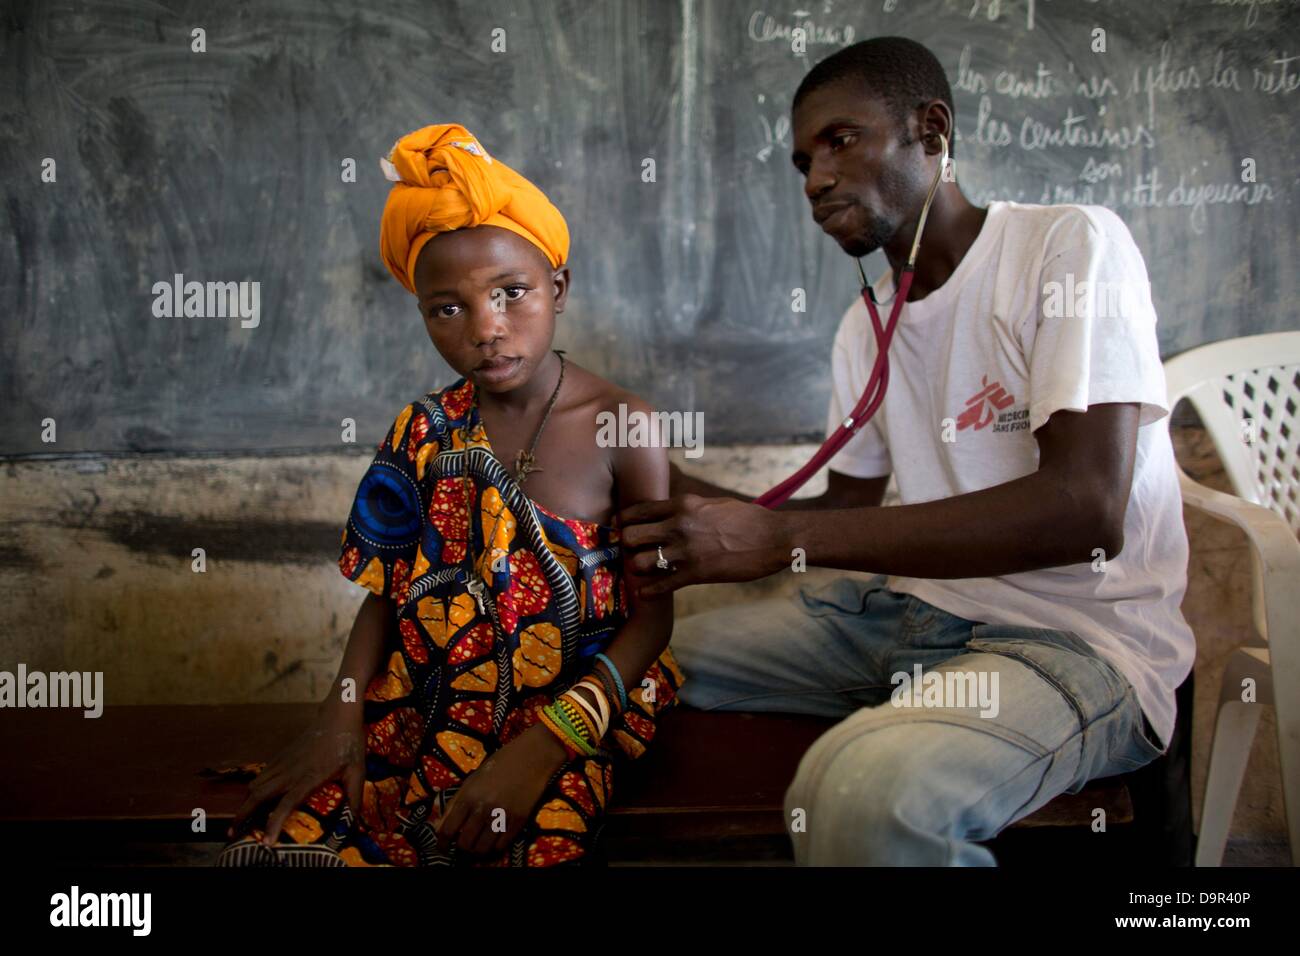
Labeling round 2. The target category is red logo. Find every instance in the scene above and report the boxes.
[955,375,1015,431]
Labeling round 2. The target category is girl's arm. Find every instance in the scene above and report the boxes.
[532,398,674,759]
[321,592,394,718]
[230,592,393,842]
[435,401,673,854]
[590,407,674,709]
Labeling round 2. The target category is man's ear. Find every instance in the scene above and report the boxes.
[918,100,954,156]
[552,266,571,313]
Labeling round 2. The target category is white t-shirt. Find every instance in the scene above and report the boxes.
[827,199,1195,749]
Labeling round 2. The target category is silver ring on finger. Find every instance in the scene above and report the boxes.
[656,545,670,571]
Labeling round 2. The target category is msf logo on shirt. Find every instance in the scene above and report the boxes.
[956,375,1014,430]
[946,375,1030,437]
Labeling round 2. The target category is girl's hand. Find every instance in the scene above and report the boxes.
[435,723,570,856]
[229,705,366,844]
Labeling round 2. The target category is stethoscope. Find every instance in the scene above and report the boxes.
[755,133,951,508]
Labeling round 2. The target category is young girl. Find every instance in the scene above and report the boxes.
[219,123,683,867]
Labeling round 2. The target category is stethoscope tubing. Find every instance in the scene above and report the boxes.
[755,134,950,509]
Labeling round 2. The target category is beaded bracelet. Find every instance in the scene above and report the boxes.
[595,653,628,711]
[545,708,591,759]
[554,697,598,747]
[539,671,621,761]
[541,701,597,757]
[559,707,598,756]
[544,697,586,742]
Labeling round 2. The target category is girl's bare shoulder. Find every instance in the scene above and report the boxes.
[559,360,668,503]
[560,359,653,420]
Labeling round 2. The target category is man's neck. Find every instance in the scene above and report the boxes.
[882,185,988,302]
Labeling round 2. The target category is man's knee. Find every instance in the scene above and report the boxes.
[785,718,934,857]
[783,713,1022,864]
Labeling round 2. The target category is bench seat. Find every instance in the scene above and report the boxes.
[0,704,1132,863]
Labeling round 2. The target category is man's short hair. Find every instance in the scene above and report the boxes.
[793,37,956,156]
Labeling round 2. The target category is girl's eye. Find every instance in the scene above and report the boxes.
[433,304,461,319]
[503,285,528,300]
[831,132,856,150]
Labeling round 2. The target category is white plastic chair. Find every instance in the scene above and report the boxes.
[1164,331,1300,867]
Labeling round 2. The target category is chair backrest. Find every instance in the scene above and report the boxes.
[1164,332,1300,535]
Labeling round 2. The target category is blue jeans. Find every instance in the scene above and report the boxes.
[670,575,1166,865]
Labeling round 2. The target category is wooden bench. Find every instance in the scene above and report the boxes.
[607,707,1134,862]
[0,704,1133,864]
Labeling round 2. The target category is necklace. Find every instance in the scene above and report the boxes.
[512,350,566,483]
[461,350,567,614]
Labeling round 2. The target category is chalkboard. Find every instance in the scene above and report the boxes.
[2,0,1297,455]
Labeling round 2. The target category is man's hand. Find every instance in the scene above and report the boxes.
[617,494,792,598]
[620,405,1141,588]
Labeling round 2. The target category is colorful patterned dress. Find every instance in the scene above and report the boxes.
[218,377,684,867]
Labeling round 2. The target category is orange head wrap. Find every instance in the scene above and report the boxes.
[378,123,570,296]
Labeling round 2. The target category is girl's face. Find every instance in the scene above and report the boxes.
[413,226,569,395]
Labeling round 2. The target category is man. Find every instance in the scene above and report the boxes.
[617,37,1195,865]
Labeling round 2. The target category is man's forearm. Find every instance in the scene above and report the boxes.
[773,470,1119,579]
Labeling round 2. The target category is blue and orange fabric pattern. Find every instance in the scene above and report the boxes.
[218,377,683,867]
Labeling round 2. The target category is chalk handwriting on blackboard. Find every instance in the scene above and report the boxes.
[6,0,1294,456]
[1211,0,1283,30]
[755,93,791,163]
[747,9,855,46]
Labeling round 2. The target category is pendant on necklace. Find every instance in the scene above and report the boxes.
[514,449,541,483]
[466,576,487,615]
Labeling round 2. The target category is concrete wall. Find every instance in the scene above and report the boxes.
[0,421,1289,861]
